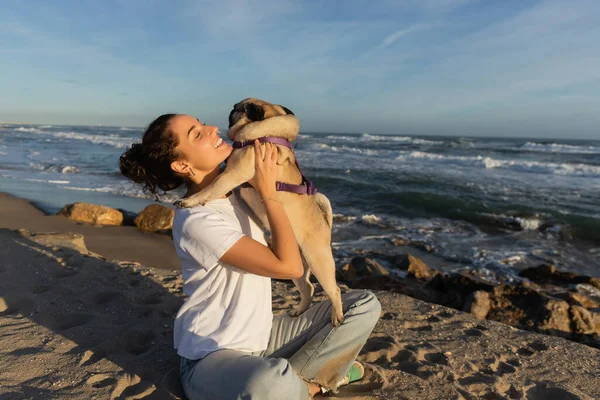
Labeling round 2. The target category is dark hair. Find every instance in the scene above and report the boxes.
[119,114,184,198]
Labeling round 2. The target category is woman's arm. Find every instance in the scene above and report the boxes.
[220,141,303,279]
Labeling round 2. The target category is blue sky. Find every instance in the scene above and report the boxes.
[1,0,599,138]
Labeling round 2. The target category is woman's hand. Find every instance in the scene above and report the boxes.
[248,140,280,198]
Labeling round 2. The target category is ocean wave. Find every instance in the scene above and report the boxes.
[310,143,380,156]
[298,134,312,139]
[325,135,357,140]
[327,134,443,146]
[0,151,6,157]
[119,127,138,131]
[30,163,80,174]
[361,133,412,142]
[18,128,133,148]
[521,142,600,154]
[477,212,543,231]
[63,184,182,203]
[398,151,600,177]
[15,127,46,134]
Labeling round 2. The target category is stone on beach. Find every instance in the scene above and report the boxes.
[133,204,174,233]
[58,202,123,226]
[338,257,389,282]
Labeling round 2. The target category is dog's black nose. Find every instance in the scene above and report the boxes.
[244,103,265,122]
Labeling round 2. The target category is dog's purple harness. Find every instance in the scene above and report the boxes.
[232,136,317,195]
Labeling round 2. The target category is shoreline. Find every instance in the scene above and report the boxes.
[0,192,180,270]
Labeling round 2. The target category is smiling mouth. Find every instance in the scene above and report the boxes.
[214,138,224,148]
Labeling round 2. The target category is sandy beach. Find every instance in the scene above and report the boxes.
[1,192,600,400]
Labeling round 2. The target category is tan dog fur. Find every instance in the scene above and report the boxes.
[175,98,344,326]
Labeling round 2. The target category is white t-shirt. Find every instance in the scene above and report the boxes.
[172,193,273,360]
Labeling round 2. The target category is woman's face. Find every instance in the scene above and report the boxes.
[170,114,232,174]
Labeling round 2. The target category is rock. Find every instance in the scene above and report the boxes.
[464,291,491,319]
[391,237,409,246]
[537,299,572,336]
[570,306,596,335]
[58,202,123,225]
[134,204,174,233]
[566,292,599,309]
[519,264,600,290]
[338,257,389,282]
[428,273,494,299]
[406,254,436,280]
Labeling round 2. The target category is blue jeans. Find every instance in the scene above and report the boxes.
[180,290,381,400]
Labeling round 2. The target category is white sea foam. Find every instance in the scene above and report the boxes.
[64,184,182,203]
[15,127,45,134]
[30,163,80,174]
[0,152,6,157]
[311,143,380,156]
[522,142,600,154]
[397,151,600,177]
[360,214,381,224]
[361,133,412,142]
[20,129,133,148]
[119,127,137,131]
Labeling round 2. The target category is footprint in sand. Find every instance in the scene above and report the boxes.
[90,291,121,305]
[517,347,535,356]
[360,335,401,366]
[435,310,455,319]
[31,284,52,294]
[381,312,398,320]
[40,313,94,331]
[50,267,79,279]
[403,321,433,332]
[136,292,164,305]
[122,329,156,356]
[0,294,35,315]
[86,373,116,389]
[464,327,485,337]
[527,341,549,351]
[110,373,156,400]
[79,348,107,367]
[526,383,582,400]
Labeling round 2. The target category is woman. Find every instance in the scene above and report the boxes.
[120,113,381,399]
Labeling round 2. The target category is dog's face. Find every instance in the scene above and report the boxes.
[227,98,294,140]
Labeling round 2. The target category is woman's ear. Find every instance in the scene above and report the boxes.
[171,160,189,175]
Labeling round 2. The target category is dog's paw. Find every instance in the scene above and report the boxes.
[174,198,203,208]
[331,310,344,327]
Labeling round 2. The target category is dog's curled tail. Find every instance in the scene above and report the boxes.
[315,193,333,229]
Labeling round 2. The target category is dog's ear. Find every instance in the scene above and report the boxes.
[279,105,294,116]
[228,108,236,128]
[244,103,265,122]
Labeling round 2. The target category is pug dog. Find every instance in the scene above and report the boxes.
[175,98,343,326]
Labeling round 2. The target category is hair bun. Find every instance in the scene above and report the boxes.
[119,143,147,183]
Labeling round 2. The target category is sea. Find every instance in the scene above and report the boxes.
[1,123,599,279]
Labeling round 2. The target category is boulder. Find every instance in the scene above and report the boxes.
[406,254,436,280]
[58,202,123,226]
[338,257,389,282]
[519,264,599,289]
[134,204,174,233]
[464,291,491,320]
[570,306,596,335]
[537,299,572,336]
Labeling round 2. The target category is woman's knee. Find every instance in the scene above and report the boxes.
[243,358,305,399]
[347,290,381,325]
